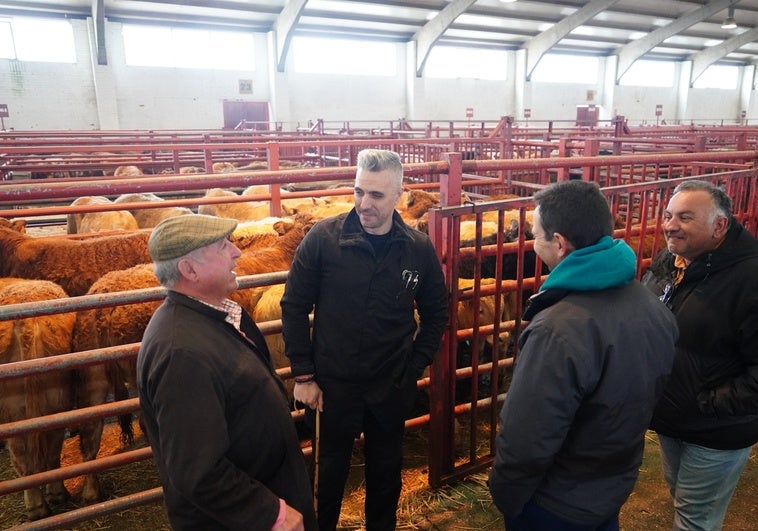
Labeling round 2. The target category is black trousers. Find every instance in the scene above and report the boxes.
[312,405,405,531]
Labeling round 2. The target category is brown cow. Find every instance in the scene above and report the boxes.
[455,277,513,401]
[197,188,270,221]
[211,161,237,173]
[67,196,139,234]
[113,193,193,229]
[0,278,75,520]
[0,221,152,297]
[0,217,26,233]
[67,196,111,234]
[251,283,292,399]
[112,165,142,178]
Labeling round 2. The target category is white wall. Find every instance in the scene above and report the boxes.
[0,17,755,131]
[0,19,100,129]
[524,81,597,122]
[685,89,742,123]
[410,77,510,121]
[282,50,407,127]
[105,24,271,129]
[613,85,679,125]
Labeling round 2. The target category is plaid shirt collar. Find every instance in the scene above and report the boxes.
[188,296,243,331]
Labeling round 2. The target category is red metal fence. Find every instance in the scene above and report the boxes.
[4,123,758,180]
[0,151,756,528]
[425,165,757,487]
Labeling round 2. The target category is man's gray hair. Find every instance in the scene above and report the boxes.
[673,180,732,220]
[153,257,183,289]
[356,149,403,188]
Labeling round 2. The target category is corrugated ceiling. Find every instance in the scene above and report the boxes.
[3,0,758,71]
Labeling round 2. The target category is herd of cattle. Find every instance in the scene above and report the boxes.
[0,182,527,522]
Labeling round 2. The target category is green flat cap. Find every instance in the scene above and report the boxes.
[149,214,238,261]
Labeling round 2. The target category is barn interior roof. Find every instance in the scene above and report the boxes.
[3,0,758,72]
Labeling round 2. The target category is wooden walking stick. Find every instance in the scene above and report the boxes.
[314,408,320,516]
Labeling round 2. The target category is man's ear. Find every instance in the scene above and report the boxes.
[552,232,575,258]
[713,215,729,239]
[177,257,197,281]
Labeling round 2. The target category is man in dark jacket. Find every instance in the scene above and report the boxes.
[642,180,758,531]
[137,214,316,531]
[488,180,678,530]
[280,149,448,530]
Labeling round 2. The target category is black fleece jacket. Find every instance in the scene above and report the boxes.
[642,221,758,449]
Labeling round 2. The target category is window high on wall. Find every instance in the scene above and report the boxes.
[122,25,255,70]
[619,60,675,87]
[693,64,739,89]
[292,36,396,76]
[0,16,75,63]
[0,19,12,59]
[531,54,598,84]
[424,46,507,80]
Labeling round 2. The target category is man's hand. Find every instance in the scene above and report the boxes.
[271,504,304,531]
[293,380,323,412]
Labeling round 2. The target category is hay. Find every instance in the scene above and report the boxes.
[0,421,167,530]
[337,428,503,530]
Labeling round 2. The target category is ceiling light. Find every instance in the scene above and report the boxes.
[500,0,518,3]
[722,6,737,29]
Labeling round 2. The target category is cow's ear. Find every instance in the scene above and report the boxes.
[12,219,26,233]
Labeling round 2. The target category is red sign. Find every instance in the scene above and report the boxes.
[0,104,8,118]
[524,108,531,119]
[655,104,663,117]
[465,107,474,118]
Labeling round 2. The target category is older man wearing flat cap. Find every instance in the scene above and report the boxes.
[137,214,316,531]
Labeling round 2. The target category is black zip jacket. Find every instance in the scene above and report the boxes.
[280,209,448,425]
[642,221,758,449]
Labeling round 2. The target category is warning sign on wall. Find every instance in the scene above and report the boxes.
[0,104,8,118]
[465,107,474,118]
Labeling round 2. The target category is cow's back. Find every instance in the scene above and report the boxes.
[0,228,152,296]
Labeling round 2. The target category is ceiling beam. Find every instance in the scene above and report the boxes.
[689,26,758,86]
[110,0,280,14]
[274,0,307,72]
[614,0,736,83]
[524,0,621,80]
[413,0,476,77]
[92,0,106,65]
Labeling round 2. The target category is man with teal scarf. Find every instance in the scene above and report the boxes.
[488,180,678,531]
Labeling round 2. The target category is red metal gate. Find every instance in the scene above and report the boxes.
[425,166,757,487]
[0,150,756,527]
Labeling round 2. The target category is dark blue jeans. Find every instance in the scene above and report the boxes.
[505,500,619,531]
